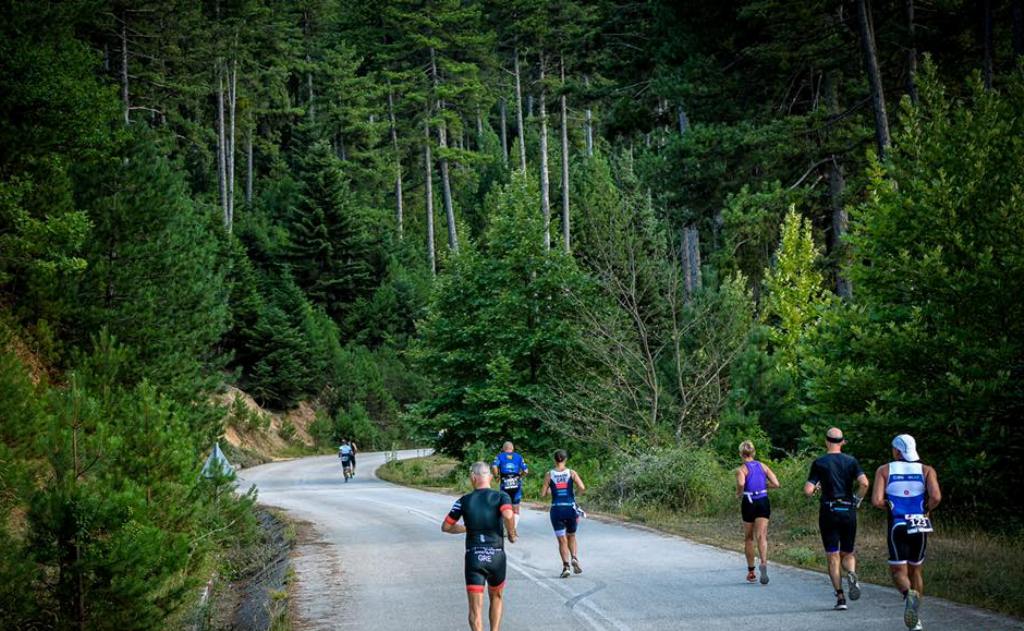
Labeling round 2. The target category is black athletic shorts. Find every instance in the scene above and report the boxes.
[465,546,506,593]
[741,497,771,523]
[550,506,579,536]
[819,505,857,554]
[887,522,927,566]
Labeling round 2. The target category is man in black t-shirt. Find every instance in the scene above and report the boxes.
[442,461,518,631]
[804,427,870,612]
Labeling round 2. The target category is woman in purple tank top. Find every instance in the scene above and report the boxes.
[736,440,780,584]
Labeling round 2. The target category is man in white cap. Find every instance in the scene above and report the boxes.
[871,434,942,630]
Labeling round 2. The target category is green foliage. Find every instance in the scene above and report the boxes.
[592,446,732,514]
[229,394,271,432]
[413,174,586,455]
[727,209,828,452]
[279,419,297,443]
[806,66,1024,511]
[69,132,229,414]
[287,141,380,325]
[333,402,385,448]
[0,336,259,629]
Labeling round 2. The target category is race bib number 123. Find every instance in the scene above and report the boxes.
[905,514,933,534]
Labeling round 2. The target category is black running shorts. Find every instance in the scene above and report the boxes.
[819,506,857,554]
[887,522,927,566]
[741,497,771,523]
[465,546,506,593]
[549,506,579,536]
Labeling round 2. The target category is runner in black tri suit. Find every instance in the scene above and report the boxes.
[442,461,518,631]
[804,427,870,612]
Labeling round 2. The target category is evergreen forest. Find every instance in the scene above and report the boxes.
[1,0,1022,627]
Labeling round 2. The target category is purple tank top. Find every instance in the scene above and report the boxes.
[743,461,768,500]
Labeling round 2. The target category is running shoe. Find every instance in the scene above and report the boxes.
[910,622,923,631]
[560,565,571,579]
[904,589,921,628]
[746,570,757,583]
[834,594,848,611]
[759,563,769,585]
[847,571,861,601]
[571,557,583,574]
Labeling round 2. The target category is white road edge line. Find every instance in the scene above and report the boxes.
[388,502,632,631]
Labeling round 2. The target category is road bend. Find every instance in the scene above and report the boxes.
[238,451,1022,631]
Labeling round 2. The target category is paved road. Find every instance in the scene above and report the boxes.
[239,451,1022,631]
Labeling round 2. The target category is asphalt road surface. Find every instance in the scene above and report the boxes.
[238,451,1022,631]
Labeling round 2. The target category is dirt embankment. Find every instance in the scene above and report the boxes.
[214,386,323,468]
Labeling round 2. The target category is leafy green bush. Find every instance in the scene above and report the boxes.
[593,446,732,514]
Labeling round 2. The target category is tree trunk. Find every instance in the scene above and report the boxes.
[681,226,702,301]
[388,90,404,238]
[528,94,534,119]
[538,53,551,251]
[1013,0,1024,59]
[424,117,436,275]
[559,59,571,253]
[227,60,237,231]
[983,0,995,90]
[245,128,253,206]
[514,49,528,173]
[906,0,919,103]
[121,16,130,125]
[855,0,891,159]
[677,103,689,135]
[430,47,458,252]
[306,56,315,122]
[216,66,228,229]
[825,72,852,299]
[476,109,484,147]
[499,98,509,166]
[584,76,594,157]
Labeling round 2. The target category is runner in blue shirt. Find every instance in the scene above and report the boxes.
[491,441,529,529]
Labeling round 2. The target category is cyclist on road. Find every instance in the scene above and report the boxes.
[442,462,518,631]
[541,450,586,578]
[736,440,780,585]
[338,440,354,476]
[804,427,869,611]
[872,434,942,631]
[491,442,529,529]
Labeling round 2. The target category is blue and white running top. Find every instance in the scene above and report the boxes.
[492,451,528,492]
[548,469,576,507]
[885,461,926,524]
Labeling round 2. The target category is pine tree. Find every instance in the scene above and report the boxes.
[69,131,229,411]
[287,140,376,323]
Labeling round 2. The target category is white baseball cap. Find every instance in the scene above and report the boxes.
[892,434,920,462]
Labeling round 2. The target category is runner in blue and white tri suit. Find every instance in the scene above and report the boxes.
[871,434,942,631]
[491,442,529,528]
[541,450,586,578]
